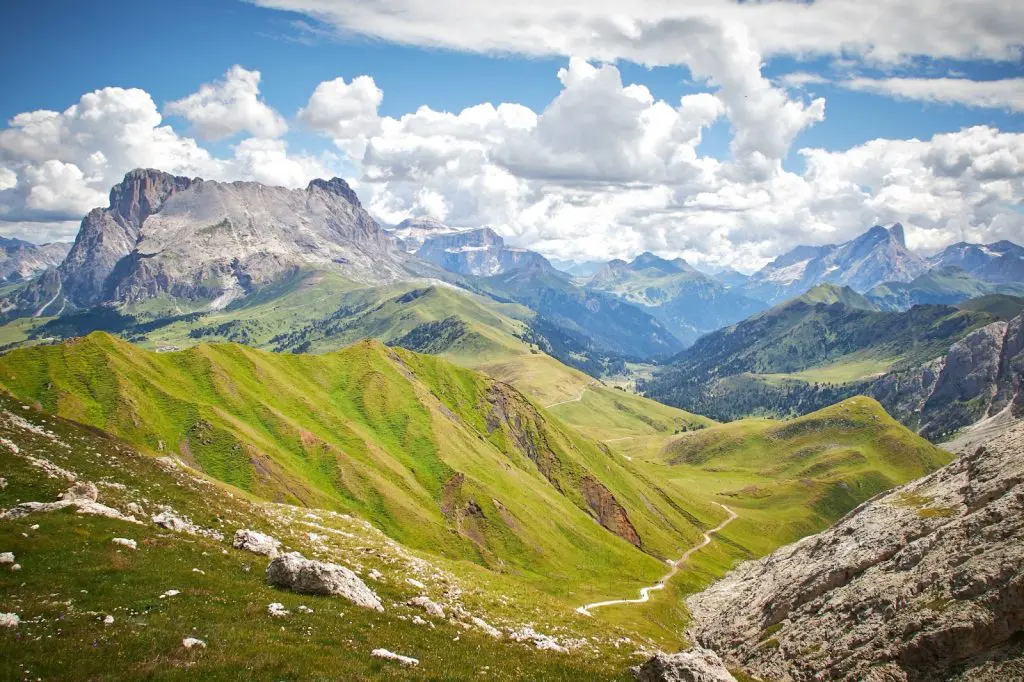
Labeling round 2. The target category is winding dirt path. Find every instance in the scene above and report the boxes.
[544,387,589,409]
[34,275,62,318]
[576,503,737,616]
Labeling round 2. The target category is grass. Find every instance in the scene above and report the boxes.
[760,356,896,385]
[0,334,953,664]
[0,392,645,680]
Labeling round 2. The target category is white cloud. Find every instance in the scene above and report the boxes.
[298,75,383,157]
[0,220,80,244]
[0,80,340,242]
[165,65,288,140]
[249,0,1024,65]
[779,72,831,89]
[842,77,1024,113]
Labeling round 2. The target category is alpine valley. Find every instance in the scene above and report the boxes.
[1,169,1023,682]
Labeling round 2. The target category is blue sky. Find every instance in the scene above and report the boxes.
[1,0,1022,267]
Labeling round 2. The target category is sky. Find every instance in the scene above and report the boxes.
[0,0,1022,272]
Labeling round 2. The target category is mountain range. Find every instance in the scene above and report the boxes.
[0,236,68,284]
[0,166,1022,681]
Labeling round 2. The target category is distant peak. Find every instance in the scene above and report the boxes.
[889,223,906,247]
[395,216,449,230]
[306,177,361,207]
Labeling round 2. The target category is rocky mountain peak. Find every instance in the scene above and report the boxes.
[109,168,197,229]
[306,177,361,207]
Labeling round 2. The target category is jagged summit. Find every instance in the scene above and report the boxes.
[306,177,361,207]
[4,169,407,316]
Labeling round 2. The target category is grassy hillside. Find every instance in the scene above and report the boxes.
[866,267,1024,311]
[0,392,650,680]
[643,288,1003,422]
[0,337,952,658]
[0,333,723,601]
[589,397,951,633]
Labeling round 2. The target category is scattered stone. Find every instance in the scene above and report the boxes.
[0,613,19,628]
[297,605,314,614]
[192,568,205,575]
[408,596,445,619]
[367,568,384,581]
[62,481,98,502]
[112,538,137,550]
[152,510,223,541]
[29,524,39,530]
[509,625,568,653]
[631,648,737,682]
[10,564,20,572]
[1,483,140,523]
[371,648,419,667]
[266,553,383,611]
[0,477,6,490]
[471,616,502,639]
[406,578,426,590]
[411,615,428,626]
[104,615,115,625]
[182,637,206,649]
[126,502,144,516]
[160,590,181,599]
[268,602,291,618]
[232,529,281,558]
[0,552,13,565]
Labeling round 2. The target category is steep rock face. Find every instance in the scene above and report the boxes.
[8,169,410,314]
[869,315,1024,440]
[416,227,548,277]
[686,421,1024,682]
[60,169,197,307]
[0,237,70,282]
[579,475,641,547]
[744,224,929,304]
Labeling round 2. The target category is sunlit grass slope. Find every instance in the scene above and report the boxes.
[0,332,723,601]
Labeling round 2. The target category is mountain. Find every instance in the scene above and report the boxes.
[640,286,1004,429]
[709,266,749,288]
[415,227,549,276]
[928,239,1024,284]
[585,252,765,346]
[685,419,1024,682]
[866,265,1024,311]
[386,215,463,252]
[548,258,605,278]
[868,312,1024,441]
[471,260,684,360]
[743,224,929,304]
[0,237,69,283]
[5,169,417,318]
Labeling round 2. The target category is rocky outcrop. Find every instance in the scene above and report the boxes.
[266,552,383,611]
[685,421,1024,682]
[632,648,737,682]
[580,475,641,548]
[232,529,281,557]
[5,169,415,316]
[870,315,1024,441]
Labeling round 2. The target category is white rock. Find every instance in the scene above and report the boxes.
[160,589,180,598]
[371,648,419,667]
[408,596,445,619]
[268,602,291,618]
[266,552,383,611]
[471,616,502,639]
[104,615,115,625]
[0,613,19,628]
[411,615,428,626]
[182,637,206,649]
[367,568,384,581]
[232,529,281,558]
[297,605,314,614]
[406,578,426,590]
[632,648,737,682]
[112,538,138,550]
[10,564,20,572]
[0,552,13,564]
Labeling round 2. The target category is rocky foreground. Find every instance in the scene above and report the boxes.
[683,420,1024,681]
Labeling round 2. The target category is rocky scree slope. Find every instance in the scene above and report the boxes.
[686,420,1024,682]
[6,169,416,317]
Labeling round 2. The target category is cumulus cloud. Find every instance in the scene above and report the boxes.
[249,0,1024,65]
[298,75,383,157]
[0,78,338,244]
[842,77,1024,113]
[165,65,287,140]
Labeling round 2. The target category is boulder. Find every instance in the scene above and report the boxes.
[632,648,737,682]
[266,552,383,611]
[371,648,418,666]
[232,529,281,558]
